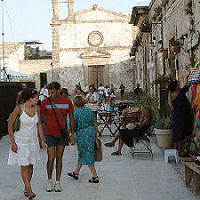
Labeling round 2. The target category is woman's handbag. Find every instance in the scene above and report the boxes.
[13,114,20,132]
[7,106,21,132]
[94,138,102,162]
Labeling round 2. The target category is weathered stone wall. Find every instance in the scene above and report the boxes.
[19,59,52,90]
[0,43,25,72]
[162,0,190,86]
[60,23,134,49]
[59,65,85,94]
[108,60,135,92]
[193,0,200,67]
[51,4,137,92]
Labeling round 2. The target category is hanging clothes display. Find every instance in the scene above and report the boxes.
[190,60,200,129]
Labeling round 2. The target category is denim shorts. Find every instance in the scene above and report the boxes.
[45,135,69,147]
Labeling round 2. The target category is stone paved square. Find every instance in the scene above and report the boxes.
[0,134,199,200]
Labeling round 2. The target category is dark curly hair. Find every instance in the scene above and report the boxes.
[47,82,61,90]
[168,80,178,93]
[22,88,38,102]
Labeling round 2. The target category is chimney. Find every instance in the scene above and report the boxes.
[68,0,74,17]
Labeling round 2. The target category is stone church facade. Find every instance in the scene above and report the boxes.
[51,0,138,92]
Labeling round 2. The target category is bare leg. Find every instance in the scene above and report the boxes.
[47,147,56,180]
[105,132,120,147]
[116,137,124,153]
[88,165,98,178]
[117,137,124,153]
[24,165,33,192]
[28,165,33,182]
[55,145,65,181]
[21,165,35,197]
[178,142,183,153]
[75,164,82,174]
[112,132,120,144]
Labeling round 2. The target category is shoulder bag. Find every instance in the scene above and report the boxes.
[7,105,21,132]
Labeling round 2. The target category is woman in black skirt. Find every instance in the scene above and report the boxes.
[104,107,152,155]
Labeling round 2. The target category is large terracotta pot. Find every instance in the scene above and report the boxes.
[154,128,173,149]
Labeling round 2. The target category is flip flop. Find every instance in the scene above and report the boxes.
[67,172,79,180]
[104,143,114,147]
[28,193,36,200]
[111,151,122,156]
[24,191,29,197]
[88,176,99,183]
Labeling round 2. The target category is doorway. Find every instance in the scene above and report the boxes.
[40,73,47,89]
[88,65,104,88]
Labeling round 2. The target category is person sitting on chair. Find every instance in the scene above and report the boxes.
[104,106,152,155]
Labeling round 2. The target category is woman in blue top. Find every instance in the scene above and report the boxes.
[67,95,99,183]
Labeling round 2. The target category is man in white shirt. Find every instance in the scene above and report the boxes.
[39,84,49,102]
[98,83,105,104]
[85,85,98,117]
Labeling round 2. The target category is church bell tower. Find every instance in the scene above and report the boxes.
[68,0,74,17]
[52,0,60,22]
[51,0,61,81]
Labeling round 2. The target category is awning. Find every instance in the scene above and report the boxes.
[1,70,36,81]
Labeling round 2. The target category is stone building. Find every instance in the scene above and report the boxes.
[131,0,200,94]
[130,6,152,94]
[51,0,138,93]
[0,42,25,73]
[0,42,52,89]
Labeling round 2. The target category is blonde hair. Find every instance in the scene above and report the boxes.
[73,95,85,107]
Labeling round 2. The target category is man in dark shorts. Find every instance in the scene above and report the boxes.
[41,82,75,192]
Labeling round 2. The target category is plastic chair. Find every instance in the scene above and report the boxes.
[164,149,179,163]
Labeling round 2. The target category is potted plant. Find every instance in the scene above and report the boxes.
[171,40,181,54]
[153,103,173,149]
[152,74,172,88]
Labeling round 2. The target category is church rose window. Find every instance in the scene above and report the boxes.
[88,31,104,47]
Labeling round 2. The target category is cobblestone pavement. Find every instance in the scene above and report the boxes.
[0,133,199,200]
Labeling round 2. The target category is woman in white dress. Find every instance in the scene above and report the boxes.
[8,88,47,199]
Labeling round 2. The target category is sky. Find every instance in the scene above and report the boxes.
[1,0,151,51]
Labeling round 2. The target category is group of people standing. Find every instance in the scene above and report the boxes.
[72,83,126,103]
[8,82,99,199]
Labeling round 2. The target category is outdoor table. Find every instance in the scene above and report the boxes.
[97,110,114,136]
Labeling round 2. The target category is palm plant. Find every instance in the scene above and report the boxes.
[153,101,172,129]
